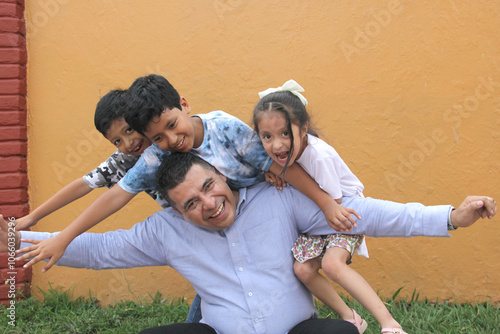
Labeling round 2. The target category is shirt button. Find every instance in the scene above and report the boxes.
[254,318,259,323]
[239,267,243,272]
[248,292,253,296]
[232,243,236,247]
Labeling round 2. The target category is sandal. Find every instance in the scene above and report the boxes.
[381,328,408,334]
[346,309,368,333]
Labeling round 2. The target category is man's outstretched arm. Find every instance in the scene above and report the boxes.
[0,212,178,270]
[297,193,497,238]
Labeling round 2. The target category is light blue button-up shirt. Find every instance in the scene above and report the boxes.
[22,182,450,333]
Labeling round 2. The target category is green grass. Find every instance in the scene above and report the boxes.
[1,287,498,333]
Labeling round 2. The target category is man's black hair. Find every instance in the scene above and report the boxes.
[156,152,215,209]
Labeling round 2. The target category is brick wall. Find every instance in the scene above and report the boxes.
[0,0,30,306]
[0,0,27,217]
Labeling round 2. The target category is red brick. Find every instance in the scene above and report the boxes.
[0,111,26,125]
[0,48,26,64]
[0,188,27,203]
[0,64,24,79]
[0,266,32,282]
[0,32,23,47]
[17,16,23,35]
[0,126,26,140]
[1,1,25,8]
[0,0,24,5]
[0,95,25,109]
[0,204,29,218]
[0,78,25,94]
[0,17,22,33]
[0,156,26,172]
[0,282,30,300]
[0,140,26,154]
[0,3,23,18]
[0,172,26,188]
[0,252,24,269]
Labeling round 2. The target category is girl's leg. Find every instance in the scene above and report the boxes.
[293,258,353,320]
[322,247,402,329]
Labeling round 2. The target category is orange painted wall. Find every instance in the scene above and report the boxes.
[25,1,499,305]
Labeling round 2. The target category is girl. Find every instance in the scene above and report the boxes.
[253,80,408,334]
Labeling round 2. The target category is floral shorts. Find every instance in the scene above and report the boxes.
[292,233,364,264]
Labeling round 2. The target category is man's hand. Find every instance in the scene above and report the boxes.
[451,196,497,228]
[0,214,20,252]
[16,234,69,272]
[323,201,362,232]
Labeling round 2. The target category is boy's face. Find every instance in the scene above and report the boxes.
[144,97,197,152]
[105,118,152,155]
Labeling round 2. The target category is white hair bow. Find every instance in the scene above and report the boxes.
[258,79,308,106]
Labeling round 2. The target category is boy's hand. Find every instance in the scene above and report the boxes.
[16,235,69,272]
[264,171,287,190]
[323,202,361,232]
[14,215,38,230]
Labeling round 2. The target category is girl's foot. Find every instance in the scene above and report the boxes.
[381,328,408,334]
[345,309,368,333]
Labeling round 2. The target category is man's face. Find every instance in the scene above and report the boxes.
[144,97,196,152]
[168,164,238,230]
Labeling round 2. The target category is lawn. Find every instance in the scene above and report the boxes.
[1,287,498,333]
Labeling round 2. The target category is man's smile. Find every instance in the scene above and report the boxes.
[210,202,225,219]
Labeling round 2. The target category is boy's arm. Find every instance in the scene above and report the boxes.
[269,162,361,232]
[14,149,138,231]
[16,185,136,272]
[15,178,93,230]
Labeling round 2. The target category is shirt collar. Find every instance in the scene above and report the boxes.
[235,187,247,217]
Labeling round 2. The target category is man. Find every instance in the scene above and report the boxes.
[1,153,496,333]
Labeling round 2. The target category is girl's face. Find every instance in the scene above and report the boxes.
[257,111,308,167]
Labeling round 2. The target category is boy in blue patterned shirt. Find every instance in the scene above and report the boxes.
[14,89,168,232]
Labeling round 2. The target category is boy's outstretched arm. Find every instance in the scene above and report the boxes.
[269,162,360,232]
[15,178,93,230]
[16,185,136,272]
